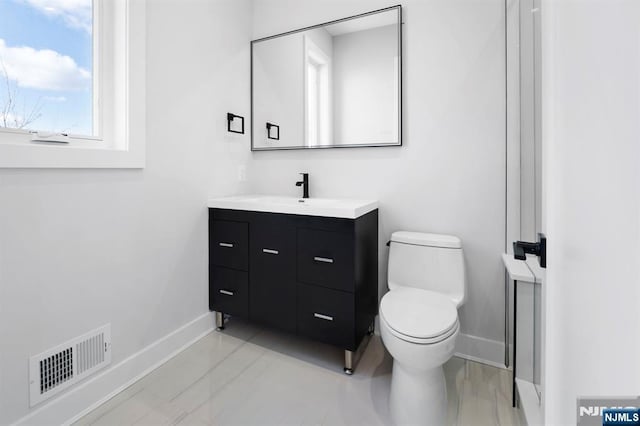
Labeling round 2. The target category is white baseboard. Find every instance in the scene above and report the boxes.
[14,312,216,426]
[454,332,512,370]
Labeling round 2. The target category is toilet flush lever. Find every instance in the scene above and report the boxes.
[513,233,546,268]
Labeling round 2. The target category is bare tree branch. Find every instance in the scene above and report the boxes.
[0,58,43,129]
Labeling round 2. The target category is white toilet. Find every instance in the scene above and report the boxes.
[380,231,466,426]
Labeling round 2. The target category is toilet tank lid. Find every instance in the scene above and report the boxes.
[390,231,461,249]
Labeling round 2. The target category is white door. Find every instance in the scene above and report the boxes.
[540,0,640,424]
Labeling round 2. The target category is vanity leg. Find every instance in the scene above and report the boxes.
[215,311,225,331]
[344,350,354,375]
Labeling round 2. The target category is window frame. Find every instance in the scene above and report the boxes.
[303,35,331,148]
[0,0,146,168]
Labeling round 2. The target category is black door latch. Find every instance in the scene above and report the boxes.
[513,233,546,268]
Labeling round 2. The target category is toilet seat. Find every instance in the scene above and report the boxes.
[380,287,459,345]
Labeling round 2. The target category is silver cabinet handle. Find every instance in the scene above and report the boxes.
[262,248,279,255]
[219,242,234,248]
[314,313,334,321]
[219,289,235,296]
[313,256,334,264]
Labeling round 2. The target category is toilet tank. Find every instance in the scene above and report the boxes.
[388,231,466,307]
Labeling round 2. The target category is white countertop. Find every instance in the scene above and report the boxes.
[207,195,378,219]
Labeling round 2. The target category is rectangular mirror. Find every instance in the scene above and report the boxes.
[251,5,402,151]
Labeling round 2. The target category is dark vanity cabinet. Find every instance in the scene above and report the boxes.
[208,208,378,372]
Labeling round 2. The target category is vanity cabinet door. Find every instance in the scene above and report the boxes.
[297,283,355,350]
[297,228,355,292]
[210,266,249,317]
[211,220,248,271]
[249,214,297,333]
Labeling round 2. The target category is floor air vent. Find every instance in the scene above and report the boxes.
[29,324,111,406]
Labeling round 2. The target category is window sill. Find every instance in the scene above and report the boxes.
[0,137,145,168]
[0,118,145,170]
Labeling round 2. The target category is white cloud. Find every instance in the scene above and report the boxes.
[18,0,92,33]
[0,39,91,91]
[43,95,67,102]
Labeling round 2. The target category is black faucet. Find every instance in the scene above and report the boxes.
[295,173,309,199]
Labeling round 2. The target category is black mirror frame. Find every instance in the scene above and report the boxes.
[250,5,402,151]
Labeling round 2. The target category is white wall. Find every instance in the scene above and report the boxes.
[0,0,252,423]
[333,24,398,145]
[249,0,507,351]
[541,0,640,423]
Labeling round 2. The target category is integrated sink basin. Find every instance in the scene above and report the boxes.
[207,195,378,219]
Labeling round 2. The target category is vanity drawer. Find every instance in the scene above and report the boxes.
[297,228,354,292]
[250,215,295,274]
[209,266,248,317]
[210,220,248,271]
[297,283,355,350]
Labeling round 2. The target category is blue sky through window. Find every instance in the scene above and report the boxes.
[0,0,93,135]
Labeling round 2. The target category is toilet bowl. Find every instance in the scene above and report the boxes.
[380,232,466,425]
[380,287,459,425]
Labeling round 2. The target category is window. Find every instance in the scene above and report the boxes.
[0,0,95,137]
[304,35,331,147]
[0,0,146,168]
[306,60,320,145]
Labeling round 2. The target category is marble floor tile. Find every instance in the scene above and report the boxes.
[75,319,521,426]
